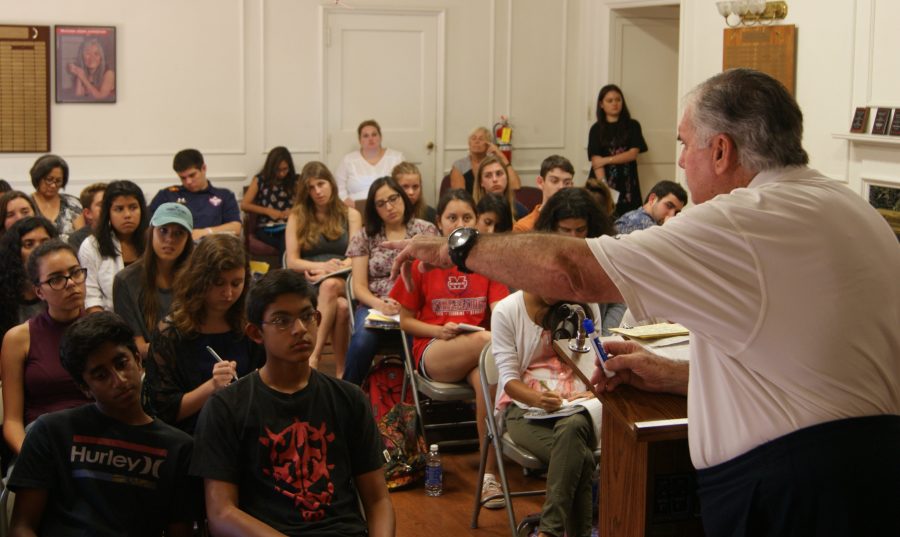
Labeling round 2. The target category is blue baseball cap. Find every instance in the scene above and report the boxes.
[150,202,193,232]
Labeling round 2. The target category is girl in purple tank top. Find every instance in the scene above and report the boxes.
[1,239,89,455]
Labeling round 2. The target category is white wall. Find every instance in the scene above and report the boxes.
[0,0,591,205]
[3,0,896,208]
[671,0,899,198]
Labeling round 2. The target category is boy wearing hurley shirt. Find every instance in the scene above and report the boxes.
[7,312,198,537]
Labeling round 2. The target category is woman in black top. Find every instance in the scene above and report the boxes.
[587,84,648,216]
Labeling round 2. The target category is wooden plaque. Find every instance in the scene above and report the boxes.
[0,25,51,153]
[850,107,870,134]
[723,24,796,96]
[890,109,900,137]
[871,108,892,135]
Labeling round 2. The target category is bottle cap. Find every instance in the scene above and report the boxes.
[582,317,595,334]
[430,444,439,451]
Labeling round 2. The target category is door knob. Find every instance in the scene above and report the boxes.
[426,141,435,150]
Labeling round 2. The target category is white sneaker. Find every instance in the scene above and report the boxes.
[481,474,506,509]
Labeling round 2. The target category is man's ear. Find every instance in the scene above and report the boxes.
[712,133,737,174]
[246,323,264,345]
[646,193,659,205]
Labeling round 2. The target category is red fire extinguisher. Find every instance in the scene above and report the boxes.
[493,115,513,164]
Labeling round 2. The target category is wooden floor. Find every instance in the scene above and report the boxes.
[316,351,548,537]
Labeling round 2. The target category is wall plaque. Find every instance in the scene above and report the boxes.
[723,24,796,96]
[0,25,50,153]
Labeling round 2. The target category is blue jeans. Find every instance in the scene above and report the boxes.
[342,307,403,385]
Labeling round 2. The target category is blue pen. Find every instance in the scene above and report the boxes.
[582,318,615,378]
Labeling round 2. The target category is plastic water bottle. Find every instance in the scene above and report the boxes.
[424,444,443,496]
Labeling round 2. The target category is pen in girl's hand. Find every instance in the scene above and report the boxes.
[206,346,239,382]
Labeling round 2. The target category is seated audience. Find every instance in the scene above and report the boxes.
[0,217,57,344]
[240,145,298,254]
[67,182,107,250]
[285,161,361,376]
[534,188,623,335]
[614,179,687,234]
[492,292,600,537]
[78,180,148,313]
[7,312,198,537]
[450,127,521,193]
[114,203,194,358]
[1,239,91,455]
[475,193,513,234]
[473,155,528,222]
[29,154,83,241]
[149,149,242,240]
[393,161,436,224]
[146,233,264,434]
[342,177,438,385]
[191,269,395,537]
[335,119,405,207]
[390,189,510,509]
[513,155,575,232]
[0,191,38,236]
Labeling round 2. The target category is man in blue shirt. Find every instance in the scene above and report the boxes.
[614,180,687,234]
[149,149,242,241]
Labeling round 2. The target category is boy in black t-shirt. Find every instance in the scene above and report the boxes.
[8,311,198,537]
[191,269,395,537]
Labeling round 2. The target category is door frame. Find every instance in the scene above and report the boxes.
[319,6,447,204]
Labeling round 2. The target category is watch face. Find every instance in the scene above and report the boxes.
[449,227,471,248]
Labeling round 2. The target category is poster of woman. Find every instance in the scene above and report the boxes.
[55,26,116,103]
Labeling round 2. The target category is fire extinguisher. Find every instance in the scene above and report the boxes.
[493,115,513,164]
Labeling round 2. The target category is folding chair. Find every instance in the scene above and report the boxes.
[471,342,546,537]
[399,328,477,448]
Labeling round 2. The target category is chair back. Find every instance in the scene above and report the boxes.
[515,186,542,211]
[439,174,452,199]
[478,342,499,437]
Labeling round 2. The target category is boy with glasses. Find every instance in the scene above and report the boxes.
[191,269,395,537]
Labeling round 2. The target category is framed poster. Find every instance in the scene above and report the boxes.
[55,25,116,103]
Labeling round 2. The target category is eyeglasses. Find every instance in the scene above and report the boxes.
[39,267,87,290]
[262,309,321,331]
[155,226,188,239]
[41,177,64,187]
[375,193,402,210]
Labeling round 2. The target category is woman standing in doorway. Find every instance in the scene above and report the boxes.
[587,84,648,216]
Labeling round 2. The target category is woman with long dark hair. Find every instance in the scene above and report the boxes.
[0,217,57,343]
[1,239,91,454]
[113,203,194,358]
[240,146,298,254]
[341,176,438,385]
[146,233,264,433]
[587,84,648,216]
[77,180,147,312]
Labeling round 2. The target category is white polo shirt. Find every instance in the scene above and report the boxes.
[588,166,900,468]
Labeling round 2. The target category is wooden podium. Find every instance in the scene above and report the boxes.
[553,340,703,537]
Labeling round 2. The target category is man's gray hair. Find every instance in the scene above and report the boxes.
[686,68,808,173]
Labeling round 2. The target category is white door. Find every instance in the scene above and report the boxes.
[324,9,442,206]
[609,7,680,199]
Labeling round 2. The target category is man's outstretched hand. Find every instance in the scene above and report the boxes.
[385,235,452,291]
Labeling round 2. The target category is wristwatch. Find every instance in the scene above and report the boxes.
[448,227,479,274]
